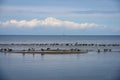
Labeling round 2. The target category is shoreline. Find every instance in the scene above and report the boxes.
[6,50,88,54]
[0,43,120,54]
[1,50,120,55]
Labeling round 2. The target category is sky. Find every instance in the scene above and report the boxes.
[0,0,120,35]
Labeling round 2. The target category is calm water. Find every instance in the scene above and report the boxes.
[0,35,120,44]
[0,35,120,80]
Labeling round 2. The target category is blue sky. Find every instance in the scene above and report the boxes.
[0,0,120,35]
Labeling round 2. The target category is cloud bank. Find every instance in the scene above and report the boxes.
[0,17,103,29]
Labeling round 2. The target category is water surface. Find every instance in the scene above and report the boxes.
[0,35,120,80]
[0,52,120,80]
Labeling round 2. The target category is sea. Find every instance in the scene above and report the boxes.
[0,35,120,80]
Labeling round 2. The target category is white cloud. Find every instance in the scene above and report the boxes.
[0,17,103,29]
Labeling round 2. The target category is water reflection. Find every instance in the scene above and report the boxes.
[22,53,25,57]
[40,54,44,61]
[32,53,35,58]
[2,52,104,62]
[20,52,82,61]
[3,52,7,56]
[76,54,80,60]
